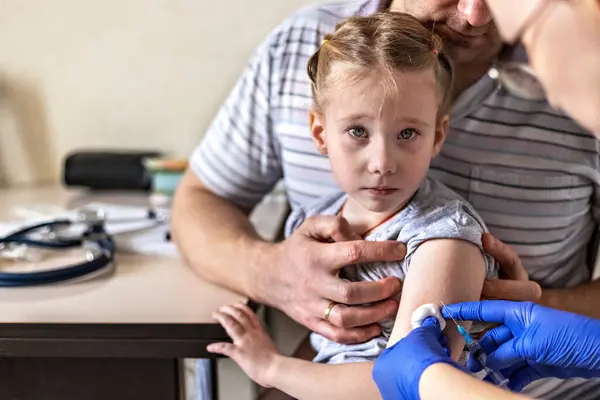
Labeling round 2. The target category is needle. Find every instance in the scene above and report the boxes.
[440,301,460,327]
[440,301,510,389]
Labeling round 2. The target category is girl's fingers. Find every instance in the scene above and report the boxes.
[219,305,253,329]
[213,310,245,339]
[206,342,236,358]
[233,303,261,329]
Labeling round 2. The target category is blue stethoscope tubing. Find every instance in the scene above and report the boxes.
[0,220,116,287]
[1,219,79,248]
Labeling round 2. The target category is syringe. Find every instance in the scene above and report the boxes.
[440,302,509,389]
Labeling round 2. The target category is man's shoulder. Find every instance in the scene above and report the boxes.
[291,0,373,23]
[453,69,596,145]
[264,1,375,51]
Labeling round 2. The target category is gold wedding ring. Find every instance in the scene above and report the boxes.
[324,301,337,321]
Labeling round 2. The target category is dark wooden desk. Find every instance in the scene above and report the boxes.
[0,322,226,400]
[0,186,251,400]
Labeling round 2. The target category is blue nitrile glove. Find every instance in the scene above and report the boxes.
[372,317,456,400]
[443,300,600,392]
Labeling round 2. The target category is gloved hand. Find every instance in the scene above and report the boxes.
[443,300,600,392]
[372,317,456,400]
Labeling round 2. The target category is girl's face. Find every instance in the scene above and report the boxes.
[310,68,448,214]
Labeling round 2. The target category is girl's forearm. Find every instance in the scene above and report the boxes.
[268,356,381,400]
[420,363,529,400]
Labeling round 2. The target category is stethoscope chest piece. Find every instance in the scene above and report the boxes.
[0,211,116,287]
[489,61,547,101]
[488,45,547,102]
[0,205,169,287]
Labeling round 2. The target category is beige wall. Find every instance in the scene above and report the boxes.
[0,0,322,186]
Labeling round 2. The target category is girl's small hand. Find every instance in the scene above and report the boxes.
[207,303,282,388]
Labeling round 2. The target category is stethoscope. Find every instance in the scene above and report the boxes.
[489,44,547,101]
[0,208,169,287]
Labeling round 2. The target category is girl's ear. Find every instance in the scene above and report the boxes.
[432,114,449,157]
[310,110,327,154]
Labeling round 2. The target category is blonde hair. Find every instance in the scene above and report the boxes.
[307,12,454,116]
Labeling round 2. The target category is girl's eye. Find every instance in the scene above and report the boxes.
[399,128,418,140]
[347,126,367,138]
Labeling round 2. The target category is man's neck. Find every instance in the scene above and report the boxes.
[385,0,402,11]
[451,60,495,97]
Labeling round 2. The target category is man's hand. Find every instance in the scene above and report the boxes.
[480,233,542,302]
[256,215,405,345]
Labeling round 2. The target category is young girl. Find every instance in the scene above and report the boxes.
[207,12,496,399]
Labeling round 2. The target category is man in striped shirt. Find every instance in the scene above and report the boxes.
[172,1,600,398]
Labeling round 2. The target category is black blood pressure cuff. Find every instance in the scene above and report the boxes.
[63,150,162,191]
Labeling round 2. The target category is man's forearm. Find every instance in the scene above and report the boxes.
[270,357,380,400]
[171,172,274,299]
[539,278,600,319]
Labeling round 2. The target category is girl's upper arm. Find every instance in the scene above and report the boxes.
[386,238,487,359]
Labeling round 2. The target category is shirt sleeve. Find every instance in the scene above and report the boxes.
[284,206,307,238]
[283,192,347,238]
[399,200,497,279]
[189,34,283,211]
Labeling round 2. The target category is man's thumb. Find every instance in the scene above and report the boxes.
[482,279,542,302]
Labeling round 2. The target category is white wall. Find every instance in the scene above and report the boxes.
[0,0,322,186]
